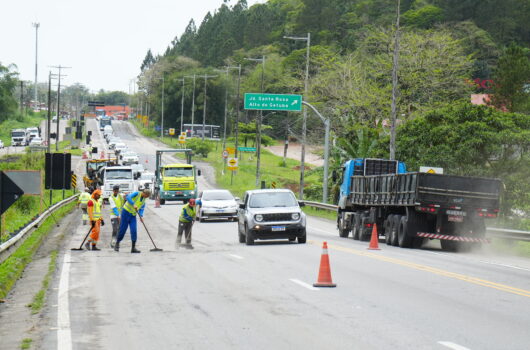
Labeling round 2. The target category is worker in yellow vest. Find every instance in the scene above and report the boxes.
[114,189,151,253]
[76,188,91,225]
[109,185,125,248]
[176,198,202,249]
[85,189,104,251]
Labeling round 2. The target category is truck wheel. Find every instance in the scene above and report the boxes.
[398,216,414,248]
[359,217,371,242]
[391,215,400,246]
[245,225,254,246]
[338,212,350,238]
[352,213,361,240]
[384,215,393,245]
[440,240,458,252]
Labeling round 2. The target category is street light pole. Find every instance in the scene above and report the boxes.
[197,74,218,141]
[245,57,265,188]
[284,32,311,199]
[177,78,185,134]
[158,76,165,138]
[230,65,242,186]
[50,65,71,151]
[184,74,197,136]
[32,22,40,107]
[389,0,401,160]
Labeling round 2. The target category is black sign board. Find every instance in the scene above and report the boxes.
[45,153,72,190]
[88,101,105,107]
[0,172,24,216]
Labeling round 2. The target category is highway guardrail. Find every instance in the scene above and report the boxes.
[301,200,530,242]
[0,194,78,263]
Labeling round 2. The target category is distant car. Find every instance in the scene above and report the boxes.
[137,172,155,191]
[237,189,306,245]
[0,139,4,148]
[114,143,128,155]
[198,190,238,222]
[52,116,58,123]
[108,138,122,149]
[121,151,139,165]
[29,137,43,146]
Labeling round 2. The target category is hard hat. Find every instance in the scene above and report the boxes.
[189,198,196,206]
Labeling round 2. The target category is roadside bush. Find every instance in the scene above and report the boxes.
[187,138,213,158]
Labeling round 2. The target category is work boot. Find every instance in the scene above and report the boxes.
[131,241,141,253]
[85,242,91,251]
[91,245,101,251]
[114,241,120,252]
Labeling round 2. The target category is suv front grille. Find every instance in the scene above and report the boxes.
[262,213,293,222]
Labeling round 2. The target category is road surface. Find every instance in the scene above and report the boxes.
[3,119,530,350]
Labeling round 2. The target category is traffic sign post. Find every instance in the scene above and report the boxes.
[244,93,302,112]
[178,135,186,144]
[237,147,256,152]
[227,158,238,171]
[169,128,175,136]
[222,150,229,159]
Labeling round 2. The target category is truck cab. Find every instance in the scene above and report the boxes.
[157,163,199,204]
[98,165,136,200]
[11,128,27,146]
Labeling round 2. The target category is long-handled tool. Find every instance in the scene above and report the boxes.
[71,224,93,251]
[137,211,163,252]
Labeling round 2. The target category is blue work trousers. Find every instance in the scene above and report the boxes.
[117,210,138,243]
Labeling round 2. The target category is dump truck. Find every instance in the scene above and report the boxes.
[83,158,118,188]
[153,149,201,204]
[336,158,502,251]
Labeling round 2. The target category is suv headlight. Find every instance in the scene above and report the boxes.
[292,213,300,220]
[255,214,263,222]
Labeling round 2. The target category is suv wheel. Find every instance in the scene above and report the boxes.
[245,224,254,245]
[298,229,307,244]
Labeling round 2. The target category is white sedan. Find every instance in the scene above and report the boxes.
[29,137,43,146]
[197,190,239,222]
[122,151,139,165]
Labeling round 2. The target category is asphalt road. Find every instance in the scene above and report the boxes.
[43,120,530,350]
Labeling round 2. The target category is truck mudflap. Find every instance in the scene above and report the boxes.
[416,232,490,243]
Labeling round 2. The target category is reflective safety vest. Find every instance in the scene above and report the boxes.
[79,192,91,205]
[88,198,102,220]
[109,194,124,215]
[179,204,196,223]
[123,193,145,216]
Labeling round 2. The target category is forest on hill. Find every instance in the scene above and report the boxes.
[136,0,530,212]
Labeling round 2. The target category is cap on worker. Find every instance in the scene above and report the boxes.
[142,188,151,196]
[92,189,102,197]
[113,185,120,191]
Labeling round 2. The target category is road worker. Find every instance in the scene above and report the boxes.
[114,189,151,253]
[85,189,104,251]
[77,188,91,225]
[176,198,201,249]
[109,185,124,248]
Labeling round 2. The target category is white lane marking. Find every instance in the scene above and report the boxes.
[57,250,72,350]
[289,278,319,291]
[228,254,244,260]
[478,260,530,272]
[438,341,471,350]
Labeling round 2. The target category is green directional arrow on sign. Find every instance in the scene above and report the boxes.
[244,93,302,112]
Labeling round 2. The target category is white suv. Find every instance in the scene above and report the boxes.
[237,189,306,245]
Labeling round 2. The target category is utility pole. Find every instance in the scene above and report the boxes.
[197,74,218,141]
[230,65,242,186]
[284,32,311,199]
[50,65,71,151]
[389,0,401,160]
[245,56,266,187]
[177,78,185,134]
[156,76,165,138]
[46,71,52,153]
[32,22,40,108]
[184,74,196,136]
[19,81,24,113]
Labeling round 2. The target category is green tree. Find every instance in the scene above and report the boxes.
[0,62,19,123]
[491,44,530,113]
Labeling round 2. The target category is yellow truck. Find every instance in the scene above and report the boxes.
[154,149,201,204]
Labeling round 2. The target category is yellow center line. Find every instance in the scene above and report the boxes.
[308,240,530,298]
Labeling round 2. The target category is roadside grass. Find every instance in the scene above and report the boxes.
[491,239,530,258]
[0,152,75,242]
[0,202,76,299]
[302,206,336,221]
[27,250,58,314]
[20,338,33,349]
[0,112,46,146]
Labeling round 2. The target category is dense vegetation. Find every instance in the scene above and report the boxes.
[134,0,530,217]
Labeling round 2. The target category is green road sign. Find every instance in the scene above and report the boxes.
[244,93,302,112]
[238,147,256,152]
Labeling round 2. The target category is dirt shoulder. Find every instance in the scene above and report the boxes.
[265,143,324,167]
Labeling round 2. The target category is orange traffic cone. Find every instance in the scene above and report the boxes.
[154,194,161,208]
[367,223,381,250]
[313,242,336,288]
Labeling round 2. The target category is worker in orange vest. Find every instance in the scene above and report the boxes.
[85,189,104,251]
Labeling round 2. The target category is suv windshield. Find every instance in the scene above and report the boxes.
[202,191,233,201]
[106,169,132,180]
[249,192,298,208]
[164,167,193,177]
